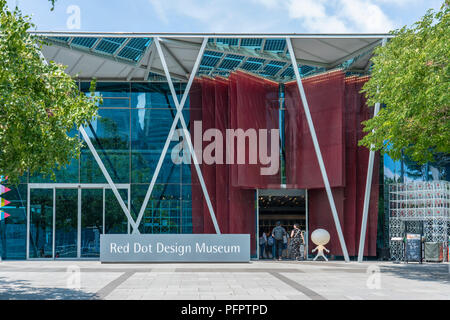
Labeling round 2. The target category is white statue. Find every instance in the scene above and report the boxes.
[311,229,330,261]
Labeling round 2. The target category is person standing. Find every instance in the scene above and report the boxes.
[290,223,305,261]
[259,230,267,259]
[266,231,274,259]
[272,221,287,261]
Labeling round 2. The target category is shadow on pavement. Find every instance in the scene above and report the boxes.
[380,263,450,284]
[0,277,100,300]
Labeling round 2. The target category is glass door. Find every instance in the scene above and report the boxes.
[29,189,53,259]
[81,189,103,258]
[54,189,78,258]
[28,184,131,260]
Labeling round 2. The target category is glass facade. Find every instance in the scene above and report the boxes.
[0,82,194,260]
[3,80,446,260]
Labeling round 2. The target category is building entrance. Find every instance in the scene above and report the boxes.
[257,189,308,259]
[27,184,130,260]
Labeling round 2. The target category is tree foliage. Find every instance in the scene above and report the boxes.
[360,3,449,164]
[0,0,100,184]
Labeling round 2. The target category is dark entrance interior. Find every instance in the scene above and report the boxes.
[258,189,307,244]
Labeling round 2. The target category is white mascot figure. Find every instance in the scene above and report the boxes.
[311,229,330,261]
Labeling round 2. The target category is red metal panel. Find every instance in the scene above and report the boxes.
[285,70,346,189]
[214,77,230,234]
[190,79,204,233]
[201,78,218,234]
[233,71,280,188]
[308,187,345,256]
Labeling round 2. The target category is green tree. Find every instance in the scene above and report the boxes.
[360,3,449,164]
[0,0,100,184]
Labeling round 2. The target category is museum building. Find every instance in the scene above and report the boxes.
[2,33,447,262]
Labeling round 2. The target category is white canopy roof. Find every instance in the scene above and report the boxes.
[34,32,392,82]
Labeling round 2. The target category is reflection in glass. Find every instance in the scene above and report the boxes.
[105,189,129,234]
[81,109,130,183]
[29,189,53,258]
[81,189,103,258]
[0,185,27,260]
[131,108,180,184]
[131,82,182,109]
[81,82,130,98]
[132,184,181,234]
[29,128,80,183]
[55,189,78,258]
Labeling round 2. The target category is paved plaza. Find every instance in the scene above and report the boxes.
[0,260,449,300]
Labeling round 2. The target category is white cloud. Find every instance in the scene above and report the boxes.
[286,0,394,33]
[287,0,349,33]
[339,0,394,32]
[146,0,394,33]
[147,0,282,32]
[250,0,282,9]
[373,0,420,5]
[148,0,169,24]
[384,167,400,180]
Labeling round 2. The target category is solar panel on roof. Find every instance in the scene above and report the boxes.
[95,38,127,54]
[263,61,286,76]
[200,51,223,67]
[300,65,314,75]
[204,51,223,57]
[218,54,243,70]
[117,38,152,61]
[71,37,98,49]
[264,39,286,52]
[49,37,70,43]
[241,60,263,71]
[247,57,265,63]
[240,38,263,49]
[280,66,295,78]
[215,38,239,46]
[219,59,241,70]
[199,66,214,73]
[225,54,244,60]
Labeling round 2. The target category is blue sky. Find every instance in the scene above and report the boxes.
[6,0,445,33]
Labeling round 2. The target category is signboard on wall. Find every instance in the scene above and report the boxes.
[100,234,250,263]
[405,233,422,263]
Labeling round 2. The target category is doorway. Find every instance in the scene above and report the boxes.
[27,184,130,260]
[257,189,308,259]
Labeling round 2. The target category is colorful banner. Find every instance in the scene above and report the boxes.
[0,198,10,207]
[0,176,8,183]
[0,185,10,195]
[0,211,10,221]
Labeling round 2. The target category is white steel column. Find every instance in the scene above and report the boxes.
[134,37,221,234]
[305,189,309,260]
[77,187,81,258]
[79,126,138,232]
[52,188,55,259]
[357,38,388,263]
[286,37,350,262]
[256,189,259,260]
[26,185,30,259]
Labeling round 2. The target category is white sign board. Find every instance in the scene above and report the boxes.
[100,234,250,262]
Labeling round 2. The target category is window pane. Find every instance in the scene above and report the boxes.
[131,82,182,109]
[81,82,130,98]
[132,184,181,234]
[81,109,130,183]
[0,185,27,260]
[81,189,103,258]
[105,189,129,234]
[29,129,80,183]
[55,189,78,258]
[131,108,181,184]
[29,189,53,258]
